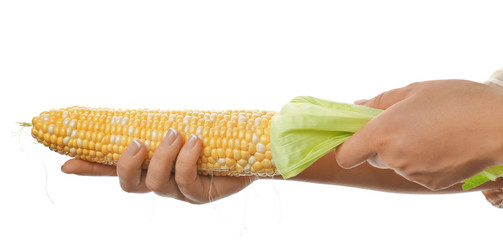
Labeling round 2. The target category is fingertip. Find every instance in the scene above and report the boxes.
[354,99,368,105]
[175,135,203,183]
[185,134,202,150]
[334,138,371,169]
[61,159,117,176]
[180,135,203,163]
[335,156,359,169]
[61,160,74,174]
[61,159,82,174]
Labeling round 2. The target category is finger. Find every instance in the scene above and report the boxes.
[336,85,414,168]
[117,139,149,193]
[145,128,183,195]
[354,99,368,105]
[364,85,413,110]
[61,159,117,176]
[482,189,503,208]
[335,116,380,169]
[174,134,203,198]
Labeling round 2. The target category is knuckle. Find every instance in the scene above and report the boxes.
[120,184,137,193]
[116,162,135,176]
[387,157,406,170]
[174,174,189,189]
[370,91,387,109]
[145,178,164,193]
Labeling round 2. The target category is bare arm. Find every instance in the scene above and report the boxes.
[290,149,503,194]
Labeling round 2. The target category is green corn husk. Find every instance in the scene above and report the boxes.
[462,166,503,190]
[270,96,382,179]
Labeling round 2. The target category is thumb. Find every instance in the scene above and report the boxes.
[338,84,414,168]
[335,116,380,169]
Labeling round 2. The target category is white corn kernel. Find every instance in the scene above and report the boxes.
[196,126,203,135]
[256,143,266,153]
[254,118,261,126]
[145,140,151,150]
[128,126,135,136]
[183,116,191,125]
[152,130,158,141]
[252,133,259,144]
[63,118,70,127]
[48,124,55,135]
[115,135,122,145]
[63,136,70,146]
[69,119,77,129]
[244,164,251,171]
[248,156,256,165]
[71,129,78,139]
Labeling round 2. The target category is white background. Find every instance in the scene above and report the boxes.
[1,0,503,239]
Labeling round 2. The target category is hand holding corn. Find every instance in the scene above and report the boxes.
[31,107,274,202]
[62,130,254,203]
[336,80,503,191]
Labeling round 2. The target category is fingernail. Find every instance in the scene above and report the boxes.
[163,128,178,144]
[354,99,368,105]
[186,134,198,147]
[126,139,141,156]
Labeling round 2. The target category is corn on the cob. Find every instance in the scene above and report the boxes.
[31,106,279,177]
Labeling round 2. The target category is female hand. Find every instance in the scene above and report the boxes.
[336,80,503,191]
[61,128,255,204]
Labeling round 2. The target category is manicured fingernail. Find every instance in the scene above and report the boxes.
[164,128,178,144]
[186,134,198,147]
[126,139,141,156]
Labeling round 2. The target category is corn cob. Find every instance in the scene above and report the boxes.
[30,106,278,177]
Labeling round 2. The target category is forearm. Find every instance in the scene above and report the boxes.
[288,150,503,193]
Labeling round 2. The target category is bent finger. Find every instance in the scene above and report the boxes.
[117,139,149,193]
[364,85,413,110]
[482,188,503,208]
[335,117,380,169]
[145,128,183,194]
[174,134,203,199]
